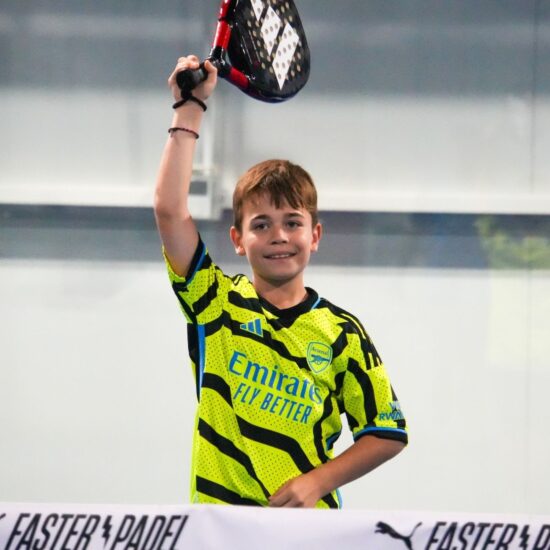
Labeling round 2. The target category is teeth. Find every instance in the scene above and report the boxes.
[268,253,292,259]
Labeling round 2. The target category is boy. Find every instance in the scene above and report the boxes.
[154,55,407,508]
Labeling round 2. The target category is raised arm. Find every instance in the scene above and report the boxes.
[154,55,217,276]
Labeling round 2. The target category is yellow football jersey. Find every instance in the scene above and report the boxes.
[166,240,407,508]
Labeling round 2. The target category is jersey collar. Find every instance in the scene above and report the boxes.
[258,287,319,319]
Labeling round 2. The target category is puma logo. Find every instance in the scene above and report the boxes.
[375,521,422,550]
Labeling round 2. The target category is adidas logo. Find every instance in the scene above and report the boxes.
[240,318,263,336]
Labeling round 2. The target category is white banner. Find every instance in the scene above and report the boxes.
[1,503,549,550]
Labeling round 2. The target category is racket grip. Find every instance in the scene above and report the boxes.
[176,65,208,96]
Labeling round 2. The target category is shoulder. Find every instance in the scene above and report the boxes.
[230,272,251,286]
[229,272,255,295]
[316,296,369,339]
[225,272,258,309]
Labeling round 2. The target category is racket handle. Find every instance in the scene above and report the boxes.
[176,64,208,96]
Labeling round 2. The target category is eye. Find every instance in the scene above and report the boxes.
[286,220,302,229]
[252,222,269,231]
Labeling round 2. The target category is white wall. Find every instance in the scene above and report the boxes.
[2,92,550,215]
[1,257,548,513]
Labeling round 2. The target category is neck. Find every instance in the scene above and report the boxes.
[253,277,308,310]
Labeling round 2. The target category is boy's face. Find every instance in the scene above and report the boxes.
[230,193,322,288]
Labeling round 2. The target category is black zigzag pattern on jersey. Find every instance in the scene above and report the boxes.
[187,325,200,399]
[192,276,220,316]
[236,415,339,509]
[334,371,346,404]
[265,315,304,330]
[198,419,271,500]
[312,395,335,464]
[202,312,225,336]
[172,289,203,400]
[309,302,372,367]
[172,281,189,297]
[231,274,246,286]
[196,476,262,506]
[228,291,263,314]
[329,326,348,362]
[169,241,210,300]
[347,357,378,424]
[236,415,313,473]
[322,493,338,508]
[323,303,380,367]
[173,286,196,322]
[171,254,221,316]
[345,408,360,432]
[325,302,365,335]
[202,372,233,407]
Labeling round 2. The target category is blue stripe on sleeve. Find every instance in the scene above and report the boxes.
[186,240,207,286]
[336,489,343,508]
[325,431,341,451]
[197,324,206,399]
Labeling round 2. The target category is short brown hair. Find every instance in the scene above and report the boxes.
[232,159,318,231]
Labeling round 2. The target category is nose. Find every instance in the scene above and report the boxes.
[270,224,289,244]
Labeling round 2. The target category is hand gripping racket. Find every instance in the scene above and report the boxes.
[177,0,310,103]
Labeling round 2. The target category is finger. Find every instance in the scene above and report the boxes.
[175,56,200,72]
[203,59,218,75]
[177,60,200,72]
[268,496,290,507]
[268,490,292,507]
[177,55,199,64]
[268,494,282,507]
[272,495,300,508]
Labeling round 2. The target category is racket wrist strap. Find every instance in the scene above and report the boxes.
[173,94,207,112]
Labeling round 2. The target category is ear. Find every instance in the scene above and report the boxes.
[230,226,247,256]
[310,222,322,252]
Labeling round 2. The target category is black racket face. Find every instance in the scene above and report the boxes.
[228,0,310,102]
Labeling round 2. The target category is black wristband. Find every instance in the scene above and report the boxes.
[172,95,207,112]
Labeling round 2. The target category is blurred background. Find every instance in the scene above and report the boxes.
[1,0,549,513]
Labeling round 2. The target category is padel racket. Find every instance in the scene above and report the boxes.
[177,0,310,103]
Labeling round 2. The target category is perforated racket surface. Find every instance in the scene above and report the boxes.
[177,0,310,103]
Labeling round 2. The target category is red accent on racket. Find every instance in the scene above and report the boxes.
[176,0,310,103]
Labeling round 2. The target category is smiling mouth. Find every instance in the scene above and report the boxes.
[264,252,296,259]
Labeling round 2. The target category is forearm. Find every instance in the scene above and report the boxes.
[154,104,204,219]
[311,435,405,497]
[269,435,405,507]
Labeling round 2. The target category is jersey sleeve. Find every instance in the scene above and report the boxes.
[163,237,230,326]
[340,322,408,445]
